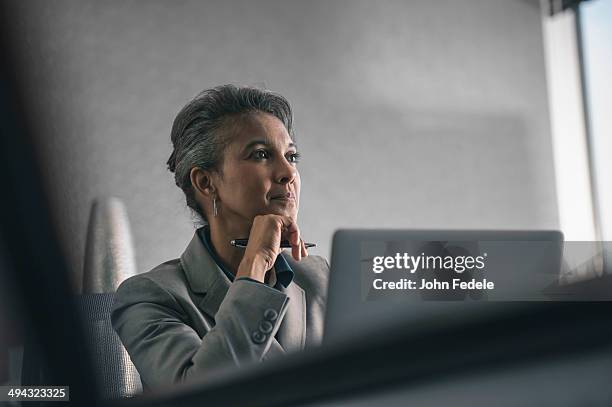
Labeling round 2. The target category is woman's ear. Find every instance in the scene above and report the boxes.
[190,167,215,198]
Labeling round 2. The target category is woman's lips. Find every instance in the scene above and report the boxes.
[270,192,296,204]
[270,192,295,200]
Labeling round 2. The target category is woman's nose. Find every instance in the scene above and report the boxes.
[275,160,297,184]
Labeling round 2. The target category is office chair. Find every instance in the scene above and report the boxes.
[78,197,142,399]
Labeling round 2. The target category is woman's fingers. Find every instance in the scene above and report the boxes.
[292,240,301,261]
[301,238,308,258]
[279,216,302,261]
[282,216,300,247]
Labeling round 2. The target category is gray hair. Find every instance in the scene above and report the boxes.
[167,84,295,220]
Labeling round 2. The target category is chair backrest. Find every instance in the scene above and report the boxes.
[83,197,138,294]
[77,293,142,398]
[80,197,142,399]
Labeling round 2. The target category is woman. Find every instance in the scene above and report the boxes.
[111,85,330,389]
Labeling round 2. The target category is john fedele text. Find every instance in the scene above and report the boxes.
[370,252,494,291]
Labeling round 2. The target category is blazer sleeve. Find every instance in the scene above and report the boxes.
[111,276,289,388]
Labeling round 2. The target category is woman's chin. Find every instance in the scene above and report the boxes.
[263,205,298,218]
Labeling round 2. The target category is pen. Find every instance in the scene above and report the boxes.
[230,239,317,249]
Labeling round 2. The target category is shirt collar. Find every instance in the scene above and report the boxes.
[196,226,294,288]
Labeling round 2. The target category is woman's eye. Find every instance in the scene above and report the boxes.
[287,152,301,163]
[252,150,269,160]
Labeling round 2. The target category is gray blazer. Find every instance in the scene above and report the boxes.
[111,232,330,389]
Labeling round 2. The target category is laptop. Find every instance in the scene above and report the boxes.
[323,229,564,344]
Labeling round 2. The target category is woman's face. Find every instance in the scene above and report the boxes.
[213,112,301,225]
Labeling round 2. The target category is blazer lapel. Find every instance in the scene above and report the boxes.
[180,232,231,318]
[275,255,307,352]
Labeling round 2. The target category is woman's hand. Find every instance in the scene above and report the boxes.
[236,215,308,282]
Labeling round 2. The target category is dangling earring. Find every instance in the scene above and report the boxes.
[213,196,218,217]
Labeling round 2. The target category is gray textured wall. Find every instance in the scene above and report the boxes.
[10,0,557,290]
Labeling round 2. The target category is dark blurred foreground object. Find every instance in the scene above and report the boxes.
[79,197,142,399]
[1,25,141,401]
[0,8,98,405]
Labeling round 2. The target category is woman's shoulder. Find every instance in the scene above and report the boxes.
[113,258,191,311]
[285,254,330,297]
[290,254,330,275]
